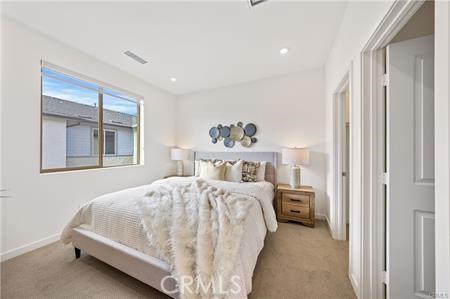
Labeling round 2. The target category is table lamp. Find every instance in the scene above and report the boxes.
[171,148,189,176]
[282,147,310,188]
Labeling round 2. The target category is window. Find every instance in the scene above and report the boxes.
[41,61,141,172]
[104,131,116,155]
[92,129,117,156]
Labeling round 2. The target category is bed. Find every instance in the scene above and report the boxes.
[61,152,278,298]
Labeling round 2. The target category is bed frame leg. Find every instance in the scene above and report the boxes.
[74,247,81,259]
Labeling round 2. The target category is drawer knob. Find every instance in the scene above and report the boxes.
[290,199,301,202]
[290,210,301,213]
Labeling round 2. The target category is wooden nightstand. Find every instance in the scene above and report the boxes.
[276,184,315,227]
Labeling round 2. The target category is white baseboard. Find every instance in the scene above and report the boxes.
[315,213,337,238]
[325,215,337,238]
[315,212,327,220]
[1,233,60,262]
[349,272,360,298]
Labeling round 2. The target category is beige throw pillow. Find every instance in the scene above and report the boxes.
[198,159,222,174]
[225,160,243,182]
[256,161,267,181]
[199,160,226,180]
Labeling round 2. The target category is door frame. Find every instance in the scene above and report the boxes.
[332,68,352,242]
[360,0,426,298]
[434,1,450,295]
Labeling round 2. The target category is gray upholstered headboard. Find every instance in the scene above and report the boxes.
[193,151,278,186]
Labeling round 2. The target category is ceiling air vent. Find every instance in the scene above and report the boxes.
[248,0,268,7]
[124,51,148,65]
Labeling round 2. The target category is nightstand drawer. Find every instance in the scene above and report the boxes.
[281,203,310,219]
[281,193,310,206]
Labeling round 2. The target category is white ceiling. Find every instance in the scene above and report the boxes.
[3,1,347,95]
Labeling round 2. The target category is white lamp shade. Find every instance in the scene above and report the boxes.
[282,148,310,166]
[171,148,189,161]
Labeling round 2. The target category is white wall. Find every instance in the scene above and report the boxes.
[324,1,394,297]
[175,69,327,218]
[1,17,176,260]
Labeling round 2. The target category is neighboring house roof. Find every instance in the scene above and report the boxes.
[42,96,137,128]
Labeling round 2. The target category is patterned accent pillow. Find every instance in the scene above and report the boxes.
[241,161,261,182]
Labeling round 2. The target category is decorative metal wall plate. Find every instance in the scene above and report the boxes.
[224,137,235,148]
[230,126,244,141]
[241,136,252,147]
[209,122,258,148]
[221,126,230,138]
[244,123,257,137]
[209,127,220,139]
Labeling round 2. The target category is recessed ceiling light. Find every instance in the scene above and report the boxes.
[171,77,177,82]
[280,48,289,55]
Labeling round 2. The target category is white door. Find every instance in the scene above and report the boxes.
[386,34,435,299]
[345,123,349,229]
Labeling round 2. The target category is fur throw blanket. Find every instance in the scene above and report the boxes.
[136,179,255,299]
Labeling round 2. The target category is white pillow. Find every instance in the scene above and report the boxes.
[225,160,243,182]
[256,161,267,181]
[199,160,226,180]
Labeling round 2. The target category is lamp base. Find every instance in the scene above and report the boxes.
[290,166,301,189]
[176,160,184,176]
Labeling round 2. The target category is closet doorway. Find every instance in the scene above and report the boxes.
[332,70,352,243]
[342,89,350,241]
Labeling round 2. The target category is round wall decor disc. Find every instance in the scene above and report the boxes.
[224,137,235,148]
[241,136,252,147]
[209,127,220,138]
[230,126,244,141]
[244,123,257,137]
[220,126,231,138]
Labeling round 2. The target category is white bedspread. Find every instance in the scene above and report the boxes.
[61,177,277,296]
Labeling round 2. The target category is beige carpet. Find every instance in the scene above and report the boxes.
[1,221,356,298]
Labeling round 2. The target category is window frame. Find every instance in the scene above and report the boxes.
[40,61,142,173]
